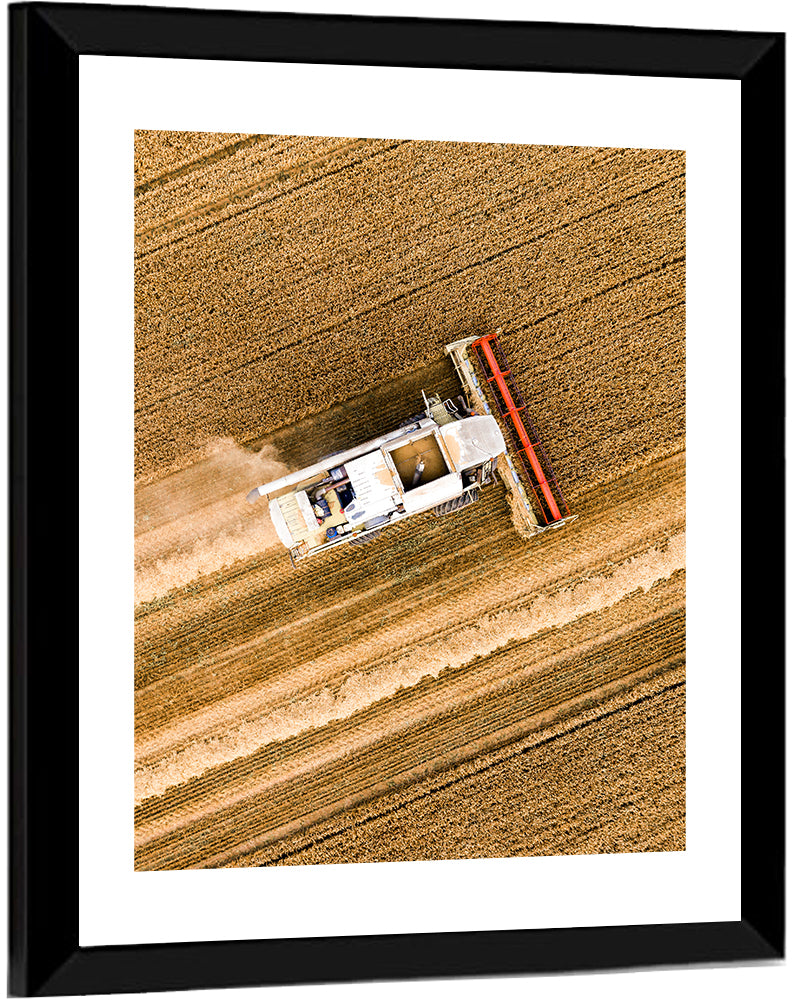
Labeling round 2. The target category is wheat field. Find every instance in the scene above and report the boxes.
[134,133,685,869]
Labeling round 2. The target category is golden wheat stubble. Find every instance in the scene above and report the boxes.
[133,133,685,869]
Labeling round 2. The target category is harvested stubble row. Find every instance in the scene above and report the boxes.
[134,132,685,869]
[237,670,686,866]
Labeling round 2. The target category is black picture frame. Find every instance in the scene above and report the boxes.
[8,2,784,995]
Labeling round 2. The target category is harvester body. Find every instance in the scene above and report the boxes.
[248,333,573,562]
[247,406,503,562]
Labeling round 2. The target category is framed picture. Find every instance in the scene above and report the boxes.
[9,1,784,995]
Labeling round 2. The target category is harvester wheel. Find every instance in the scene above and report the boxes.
[432,488,481,517]
[350,528,385,547]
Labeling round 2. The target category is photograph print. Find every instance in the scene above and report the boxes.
[133,132,685,870]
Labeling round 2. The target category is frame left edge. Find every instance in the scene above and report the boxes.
[9,3,82,995]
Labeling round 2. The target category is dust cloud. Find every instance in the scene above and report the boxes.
[135,438,288,606]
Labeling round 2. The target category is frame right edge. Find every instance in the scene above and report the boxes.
[739,31,786,959]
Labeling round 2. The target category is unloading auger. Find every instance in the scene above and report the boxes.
[247,331,574,562]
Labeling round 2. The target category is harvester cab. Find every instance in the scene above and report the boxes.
[247,331,573,562]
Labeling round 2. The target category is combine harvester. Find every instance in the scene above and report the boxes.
[247,330,574,563]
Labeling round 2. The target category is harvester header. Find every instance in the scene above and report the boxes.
[470,332,570,526]
[445,331,573,538]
